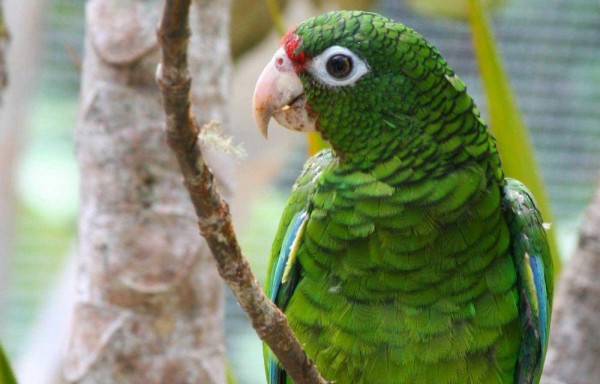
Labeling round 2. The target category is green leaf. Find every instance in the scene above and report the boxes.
[467,0,561,274]
[0,343,18,384]
[226,359,238,384]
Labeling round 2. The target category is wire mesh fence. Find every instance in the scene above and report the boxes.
[3,1,599,383]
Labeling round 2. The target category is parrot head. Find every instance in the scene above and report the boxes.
[253,11,472,162]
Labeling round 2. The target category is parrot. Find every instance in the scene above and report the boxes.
[252,10,553,384]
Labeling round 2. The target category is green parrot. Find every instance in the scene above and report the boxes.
[252,11,553,384]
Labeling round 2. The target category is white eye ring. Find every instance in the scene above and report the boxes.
[308,45,369,87]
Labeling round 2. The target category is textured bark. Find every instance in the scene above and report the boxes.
[64,0,233,382]
[541,181,600,384]
[156,1,327,384]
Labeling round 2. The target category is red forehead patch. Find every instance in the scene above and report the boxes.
[281,28,308,67]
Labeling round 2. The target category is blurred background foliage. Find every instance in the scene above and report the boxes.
[0,342,17,384]
[0,0,599,383]
[1,0,81,366]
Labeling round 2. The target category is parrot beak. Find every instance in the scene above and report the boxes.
[253,48,317,138]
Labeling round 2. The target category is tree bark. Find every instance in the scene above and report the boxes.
[63,0,233,383]
[541,180,600,384]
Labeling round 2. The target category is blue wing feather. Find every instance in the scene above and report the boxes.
[528,252,549,350]
[263,151,331,384]
[269,357,286,384]
[268,211,307,304]
[266,210,307,384]
[502,178,554,383]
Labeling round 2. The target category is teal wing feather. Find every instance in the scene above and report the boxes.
[267,210,306,384]
[502,178,554,383]
[263,151,332,384]
[267,210,306,306]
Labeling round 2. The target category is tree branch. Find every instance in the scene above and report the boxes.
[155,1,328,383]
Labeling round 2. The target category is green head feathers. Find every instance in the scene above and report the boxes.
[255,11,498,173]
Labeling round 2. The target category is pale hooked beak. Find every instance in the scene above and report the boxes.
[253,48,317,138]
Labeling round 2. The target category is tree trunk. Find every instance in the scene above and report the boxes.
[63,0,233,383]
[541,181,600,384]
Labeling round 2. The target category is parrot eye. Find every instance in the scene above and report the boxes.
[309,45,369,87]
[326,54,353,79]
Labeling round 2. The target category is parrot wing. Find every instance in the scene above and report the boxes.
[502,178,554,384]
[263,151,332,384]
[266,210,306,384]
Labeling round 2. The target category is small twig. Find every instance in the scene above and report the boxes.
[155,1,328,384]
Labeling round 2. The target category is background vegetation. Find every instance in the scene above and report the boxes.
[1,0,599,383]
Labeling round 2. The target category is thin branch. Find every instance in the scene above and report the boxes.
[155,1,328,384]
